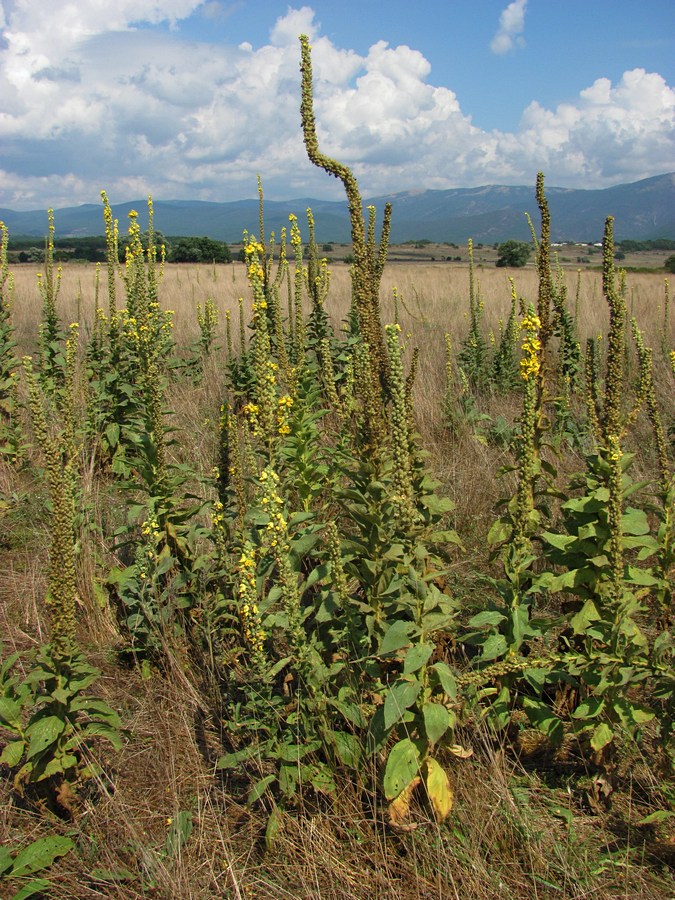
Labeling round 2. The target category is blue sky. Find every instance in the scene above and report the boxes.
[0,1,673,209]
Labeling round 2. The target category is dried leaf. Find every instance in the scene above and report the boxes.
[387,776,421,830]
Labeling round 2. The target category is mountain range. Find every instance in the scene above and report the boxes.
[1,173,673,245]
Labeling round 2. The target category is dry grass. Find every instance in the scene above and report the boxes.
[1,261,674,899]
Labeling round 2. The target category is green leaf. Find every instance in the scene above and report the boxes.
[310,766,335,794]
[216,747,256,769]
[541,532,576,551]
[487,519,511,547]
[570,599,601,634]
[0,845,13,875]
[79,722,124,750]
[11,877,52,900]
[10,836,74,877]
[572,697,605,720]
[638,810,675,825]
[625,566,658,586]
[247,774,276,806]
[480,633,508,661]
[468,610,506,629]
[105,422,120,449]
[276,741,320,762]
[330,731,361,768]
[590,722,614,752]
[403,643,433,675]
[265,806,283,850]
[383,738,421,800]
[0,739,25,767]
[384,680,422,731]
[378,620,414,656]
[431,662,457,699]
[278,764,297,798]
[423,702,451,745]
[24,716,66,760]
[0,696,21,727]
[621,508,649,535]
[523,698,564,745]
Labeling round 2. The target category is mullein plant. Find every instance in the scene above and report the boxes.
[631,318,674,624]
[661,278,671,361]
[300,33,390,436]
[0,222,21,460]
[533,218,668,760]
[491,278,521,393]
[0,358,122,801]
[458,239,489,390]
[36,210,67,398]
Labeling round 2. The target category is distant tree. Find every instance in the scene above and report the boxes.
[665,255,675,274]
[496,240,531,268]
[169,237,231,264]
[613,250,626,261]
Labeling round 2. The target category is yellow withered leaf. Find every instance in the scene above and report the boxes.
[447,743,473,759]
[387,776,421,830]
[424,758,453,823]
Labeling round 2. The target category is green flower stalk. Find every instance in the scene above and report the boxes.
[288,214,307,372]
[237,541,268,672]
[100,191,118,317]
[600,217,627,598]
[196,297,218,356]
[246,241,280,453]
[535,173,553,350]
[238,296,247,356]
[513,309,543,549]
[299,34,389,415]
[386,324,416,527]
[319,337,343,418]
[662,278,670,360]
[146,361,166,482]
[492,278,520,391]
[585,337,601,441]
[24,357,77,658]
[0,221,19,457]
[225,309,233,363]
[259,466,304,655]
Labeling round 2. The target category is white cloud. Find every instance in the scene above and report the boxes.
[490,0,527,55]
[0,2,672,211]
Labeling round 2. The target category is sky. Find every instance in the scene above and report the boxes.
[0,0,673,211]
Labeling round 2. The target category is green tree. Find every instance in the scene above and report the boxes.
[496,240,531,268]
[169,237,231,263]
[664,255,675,274]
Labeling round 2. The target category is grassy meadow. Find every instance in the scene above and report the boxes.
[1,242,673,899]
[1,39,674,900]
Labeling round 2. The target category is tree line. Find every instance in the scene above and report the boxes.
[7,233,233,264]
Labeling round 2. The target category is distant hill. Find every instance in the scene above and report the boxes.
[1,173,673,244]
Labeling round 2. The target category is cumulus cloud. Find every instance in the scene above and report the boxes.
[490,0,527,55]
[0,2,672,211]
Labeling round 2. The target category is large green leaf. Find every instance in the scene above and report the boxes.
[0,739,25,767]
[403,643,433,675]
[378,620,414,656]
[422,702,451,745]
[10,836,74,877]
[384,680,422,731]
[24,716,66,760]
[432,662,457,699]
[0,696,21,727]
[383,738,420,800]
